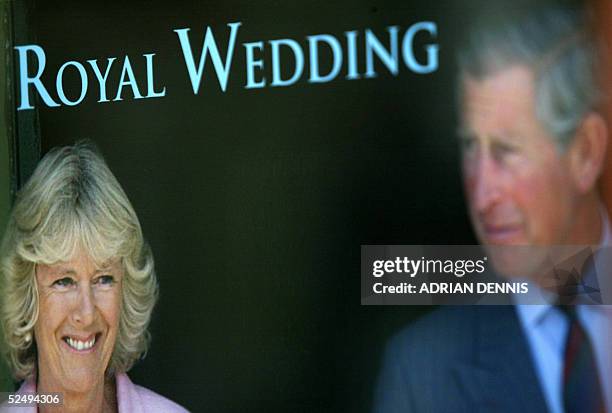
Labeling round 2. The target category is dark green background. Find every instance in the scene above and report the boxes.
[7,0,480,411]
[1,0,15,394]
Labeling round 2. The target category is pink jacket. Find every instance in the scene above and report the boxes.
[0,373,189,412]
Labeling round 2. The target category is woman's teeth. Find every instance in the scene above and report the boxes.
[65,336,96,350]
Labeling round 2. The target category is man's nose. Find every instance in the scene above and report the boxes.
[470,152,502,213]
[72,285,96,326]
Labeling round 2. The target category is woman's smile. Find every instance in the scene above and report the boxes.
[62,332,102,353]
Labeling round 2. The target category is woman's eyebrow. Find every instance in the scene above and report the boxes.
[94,259,120,272]
[50,268,77,276]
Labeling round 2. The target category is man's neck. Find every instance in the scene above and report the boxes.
[565,193,603,245]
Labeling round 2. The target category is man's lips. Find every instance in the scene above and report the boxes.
[481,224,523,243]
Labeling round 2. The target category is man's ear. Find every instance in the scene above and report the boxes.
[568,112,608,193]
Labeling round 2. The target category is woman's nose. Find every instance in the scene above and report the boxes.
[71,285,96,326]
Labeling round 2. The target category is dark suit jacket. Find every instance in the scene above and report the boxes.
[373,306,549,413]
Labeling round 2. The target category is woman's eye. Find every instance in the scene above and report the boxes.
[95,275,115,286]
[52,277,75,288]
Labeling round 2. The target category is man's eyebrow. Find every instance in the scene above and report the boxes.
[456,126,474,139]
[456,127,519,143]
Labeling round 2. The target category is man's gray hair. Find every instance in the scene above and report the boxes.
[458,0,601,148]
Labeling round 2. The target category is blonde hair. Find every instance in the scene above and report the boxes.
[0,141,158,379]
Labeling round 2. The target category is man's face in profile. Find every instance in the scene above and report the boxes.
[460,65,579,276]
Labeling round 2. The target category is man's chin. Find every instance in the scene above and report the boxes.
[485,245,546,279]
[481,230,526,246]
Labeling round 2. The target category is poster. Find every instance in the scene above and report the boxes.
[1,0,610,412]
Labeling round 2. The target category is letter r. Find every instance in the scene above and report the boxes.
[15,45,60,110]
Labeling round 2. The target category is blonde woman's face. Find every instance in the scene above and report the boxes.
[34,251,122,392]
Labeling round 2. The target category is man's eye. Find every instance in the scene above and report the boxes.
[94,275,115,286]
[52,277,75,288]
[492,143,518,160]
[460,137,477,152]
